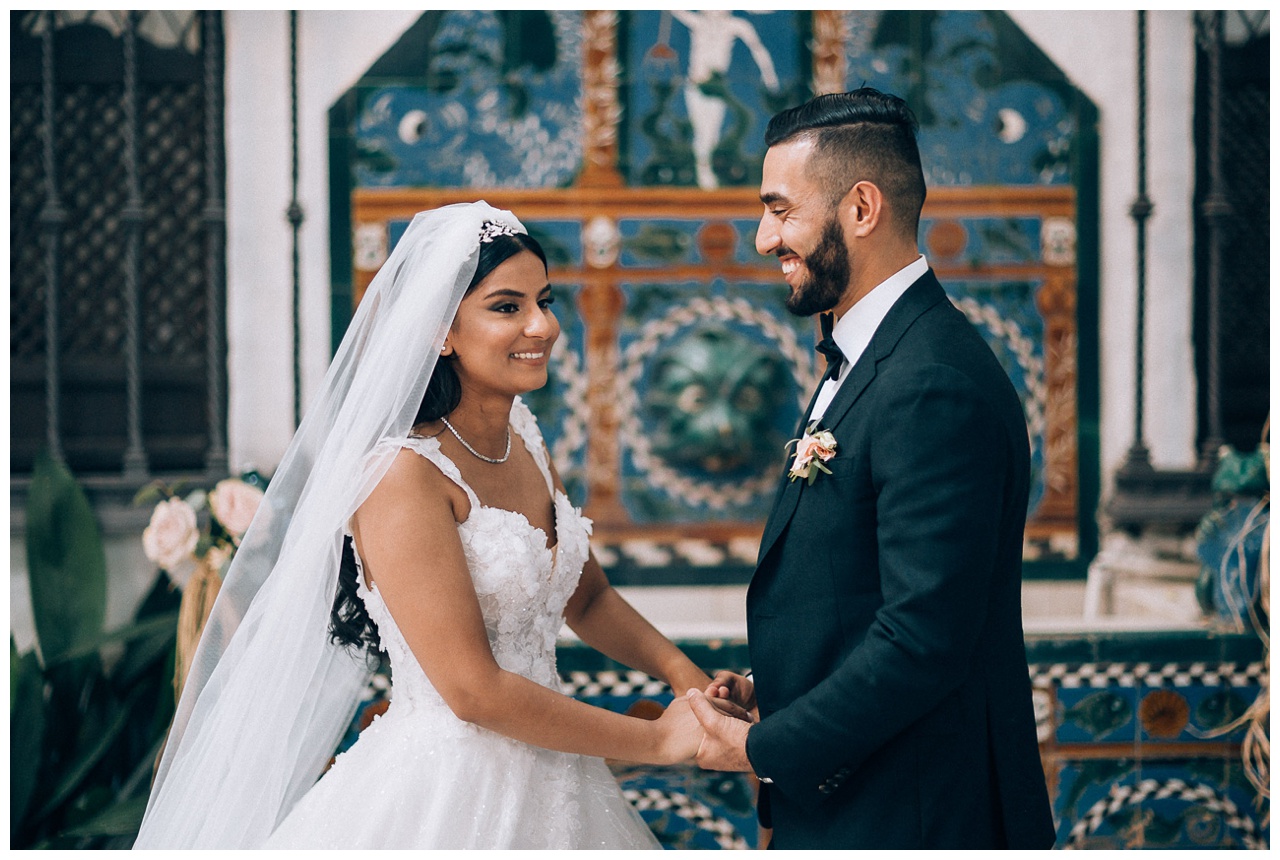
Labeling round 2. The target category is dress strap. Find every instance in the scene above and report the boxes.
[400,434,482,509]
[510,396,554,495]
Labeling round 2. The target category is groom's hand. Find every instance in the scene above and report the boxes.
[686,689,753,773]
[705,671,757,720]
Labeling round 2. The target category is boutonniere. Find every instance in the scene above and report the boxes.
[785,423,838,484]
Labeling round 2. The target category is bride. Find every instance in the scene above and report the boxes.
[134,203,713,849]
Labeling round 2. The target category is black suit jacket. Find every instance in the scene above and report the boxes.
[744,271,1055,849]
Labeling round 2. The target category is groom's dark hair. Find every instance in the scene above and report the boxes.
[765,88,926,240]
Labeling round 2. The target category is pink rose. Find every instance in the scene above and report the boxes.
[793,436,835,467]
[142,498,199,570]
[208,478,264,539]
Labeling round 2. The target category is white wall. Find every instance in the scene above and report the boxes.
[224,11,1203,501]
[224,11,421,474]
[1009,10,1199,479]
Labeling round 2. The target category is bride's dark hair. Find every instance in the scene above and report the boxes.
[329,229,548,655]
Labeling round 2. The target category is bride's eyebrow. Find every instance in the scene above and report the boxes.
[482,285,552,300]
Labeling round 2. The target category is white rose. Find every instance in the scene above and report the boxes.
[142,498,199,570]
[208,478,265,539]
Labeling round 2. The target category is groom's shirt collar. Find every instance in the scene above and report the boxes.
[829,254,929,375]
[808,254,929,426]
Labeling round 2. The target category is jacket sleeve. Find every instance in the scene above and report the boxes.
[745,362,1012,803]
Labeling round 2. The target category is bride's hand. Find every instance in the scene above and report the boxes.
[653,695,704,765]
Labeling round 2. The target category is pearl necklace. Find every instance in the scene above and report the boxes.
[441,417,511,464]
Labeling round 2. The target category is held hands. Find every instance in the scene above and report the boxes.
[686,689,753,773]
[652,672,758,769]
[653,695,704,765]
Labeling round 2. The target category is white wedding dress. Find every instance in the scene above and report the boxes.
[264,401,659,849]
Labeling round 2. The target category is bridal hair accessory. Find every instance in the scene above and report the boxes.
[442,416,512,464]
[786,423,838,484]
[479,220,519,244]
[134,202,525,848]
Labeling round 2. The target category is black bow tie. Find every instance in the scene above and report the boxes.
[815,312,845,381]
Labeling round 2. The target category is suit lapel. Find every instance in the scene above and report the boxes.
[753,270,949,569]
[755,374,825,563]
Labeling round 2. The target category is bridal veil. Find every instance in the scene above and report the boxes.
[134,202,526,848]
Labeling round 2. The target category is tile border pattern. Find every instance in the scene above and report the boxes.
[1066,777,1265,849]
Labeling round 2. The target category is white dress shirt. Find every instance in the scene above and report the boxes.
[807,255,930,425]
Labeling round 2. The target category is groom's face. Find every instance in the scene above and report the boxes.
[757,139,852,317]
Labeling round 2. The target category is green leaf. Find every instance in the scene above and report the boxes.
[109,626,178,691]
[32,687,139,823]
[130,480,168,508]
[45,612,179,667]
[10,647,46,833]
[25,450,108,665]
[58,795,150,839]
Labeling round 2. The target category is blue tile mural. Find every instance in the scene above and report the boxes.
[621,11,808,189]
[843,10,1078,187]
[339,10,1096,573]
[353,11,584,189]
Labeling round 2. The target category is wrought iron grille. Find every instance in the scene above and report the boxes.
[1194,11,1270,453]
[9,11,226,478]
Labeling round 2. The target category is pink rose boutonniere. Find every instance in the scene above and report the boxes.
[786,423,838,484]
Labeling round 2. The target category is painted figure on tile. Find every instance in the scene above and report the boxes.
[684,89,1056,849]
[671,10,780,190]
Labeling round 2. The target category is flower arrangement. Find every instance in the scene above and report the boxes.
[786,424,838,484]
[137,474,266,695]
[139,476,265,586]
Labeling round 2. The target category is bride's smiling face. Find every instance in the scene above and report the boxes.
[444,250,560,397]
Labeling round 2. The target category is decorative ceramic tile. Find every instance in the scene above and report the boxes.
[1064,763,1267,849]
[843,10,1079,187]
[1053,758,1140,844]
[1055,686,1139,744]
[614,765,758,849]
[616,277,816,523]
[353,11,584,189]
[526,219,584,268]
[618,219,702,267]
[922,216,1043,266]
[620,11,808,190]
[1156,684,1260,744]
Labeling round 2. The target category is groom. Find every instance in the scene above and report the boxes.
[686,89,1055,849]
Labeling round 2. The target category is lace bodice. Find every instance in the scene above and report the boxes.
[351,398,591,718]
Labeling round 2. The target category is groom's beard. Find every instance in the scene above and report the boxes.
[784,216,851,318]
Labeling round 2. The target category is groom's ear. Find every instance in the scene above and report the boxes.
[840,180,884,239]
